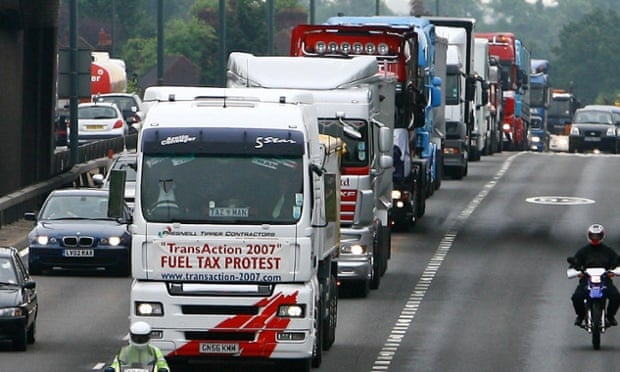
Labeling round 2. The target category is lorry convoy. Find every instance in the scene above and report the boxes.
[317,16,445,226]
[103,13,548,370]
[476,32,531,151]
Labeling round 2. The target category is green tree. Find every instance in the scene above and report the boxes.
[551,9,620,104]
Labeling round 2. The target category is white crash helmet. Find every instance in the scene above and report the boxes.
[129,321,151,346]
[587,224,605,245]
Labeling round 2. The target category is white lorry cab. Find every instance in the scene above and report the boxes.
[227,52,395,297]
[109,87,341,370]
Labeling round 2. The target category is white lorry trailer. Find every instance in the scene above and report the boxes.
[474,37,493,157]
[226,52,395,297]
[110,87,341,370]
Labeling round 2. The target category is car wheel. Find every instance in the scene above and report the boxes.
[13,327,27,351]
[27,319,36,344]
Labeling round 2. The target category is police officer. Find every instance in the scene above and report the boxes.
[569,224,620,327]
[106,321,170,372]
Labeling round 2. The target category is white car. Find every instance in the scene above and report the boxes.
[549,134,569,152]
[93,93,147,133]
[75,102,128,143]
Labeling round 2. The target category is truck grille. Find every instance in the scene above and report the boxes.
[181,305,259,315]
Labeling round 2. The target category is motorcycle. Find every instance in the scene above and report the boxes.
[566,257,620,350]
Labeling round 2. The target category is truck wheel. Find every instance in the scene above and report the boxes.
[414,163,427,218]
[435,150,443,191]
[322,275,337,350]
[369,252,381,290]
[311,301,323,368]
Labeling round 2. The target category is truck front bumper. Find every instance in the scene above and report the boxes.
[337,228,373,282]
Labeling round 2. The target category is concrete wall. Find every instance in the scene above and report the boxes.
[0,0,59,196]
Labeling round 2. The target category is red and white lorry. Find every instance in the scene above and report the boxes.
[111,87,341,370]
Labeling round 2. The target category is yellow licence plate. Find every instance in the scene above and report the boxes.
[85,125,105,131]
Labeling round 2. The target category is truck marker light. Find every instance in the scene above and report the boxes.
[276,332,305,342]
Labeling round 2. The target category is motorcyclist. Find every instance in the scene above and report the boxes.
[569,224,620,327]
[106,321,170,372]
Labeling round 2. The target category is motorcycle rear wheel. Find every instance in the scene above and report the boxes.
[591,301,602,350]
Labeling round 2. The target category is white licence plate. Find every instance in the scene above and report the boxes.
[584,137,601,142]
[199,343,240,354]
[63,249,95,257]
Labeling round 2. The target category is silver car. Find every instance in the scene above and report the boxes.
[74,102,128,143]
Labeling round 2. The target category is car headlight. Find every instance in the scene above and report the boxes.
[570,126,580,135]
[35,236,50,245]
[606,127,616,136]
[391,190,402,199]
[0,307,24,317]
[135,302,164,316]
[277,304,305,318]
[341,243,366,255]
[103,236,122,246]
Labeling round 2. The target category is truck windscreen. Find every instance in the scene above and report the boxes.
[319,119,369,168]
[140,154,304,224]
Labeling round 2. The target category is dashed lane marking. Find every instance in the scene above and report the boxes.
[370,152,522,371]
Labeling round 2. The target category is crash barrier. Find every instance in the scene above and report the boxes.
[0,133,137,229]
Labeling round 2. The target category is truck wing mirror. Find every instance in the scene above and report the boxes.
[353,190,374,226]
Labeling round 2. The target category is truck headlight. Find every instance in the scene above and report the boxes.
[341,243,366,255]
[277,304,305,318]
[570,126,580,135]
[135,302,164,316]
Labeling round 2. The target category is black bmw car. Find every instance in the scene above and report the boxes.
[0,246,38,351]
[24,188,132,276]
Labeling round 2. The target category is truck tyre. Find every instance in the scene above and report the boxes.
[322,275,337,350]
[369,252,381,290]
[311,301,323,368]
[414,161,427,218]
[434,149,443,191]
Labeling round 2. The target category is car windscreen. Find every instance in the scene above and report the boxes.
[40,194,111,220]
[78,106,117,119]
[573,110,613,125]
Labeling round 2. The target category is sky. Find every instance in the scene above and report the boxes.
[384,0,558,15]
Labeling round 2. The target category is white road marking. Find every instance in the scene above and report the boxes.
[370,152,522,371]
